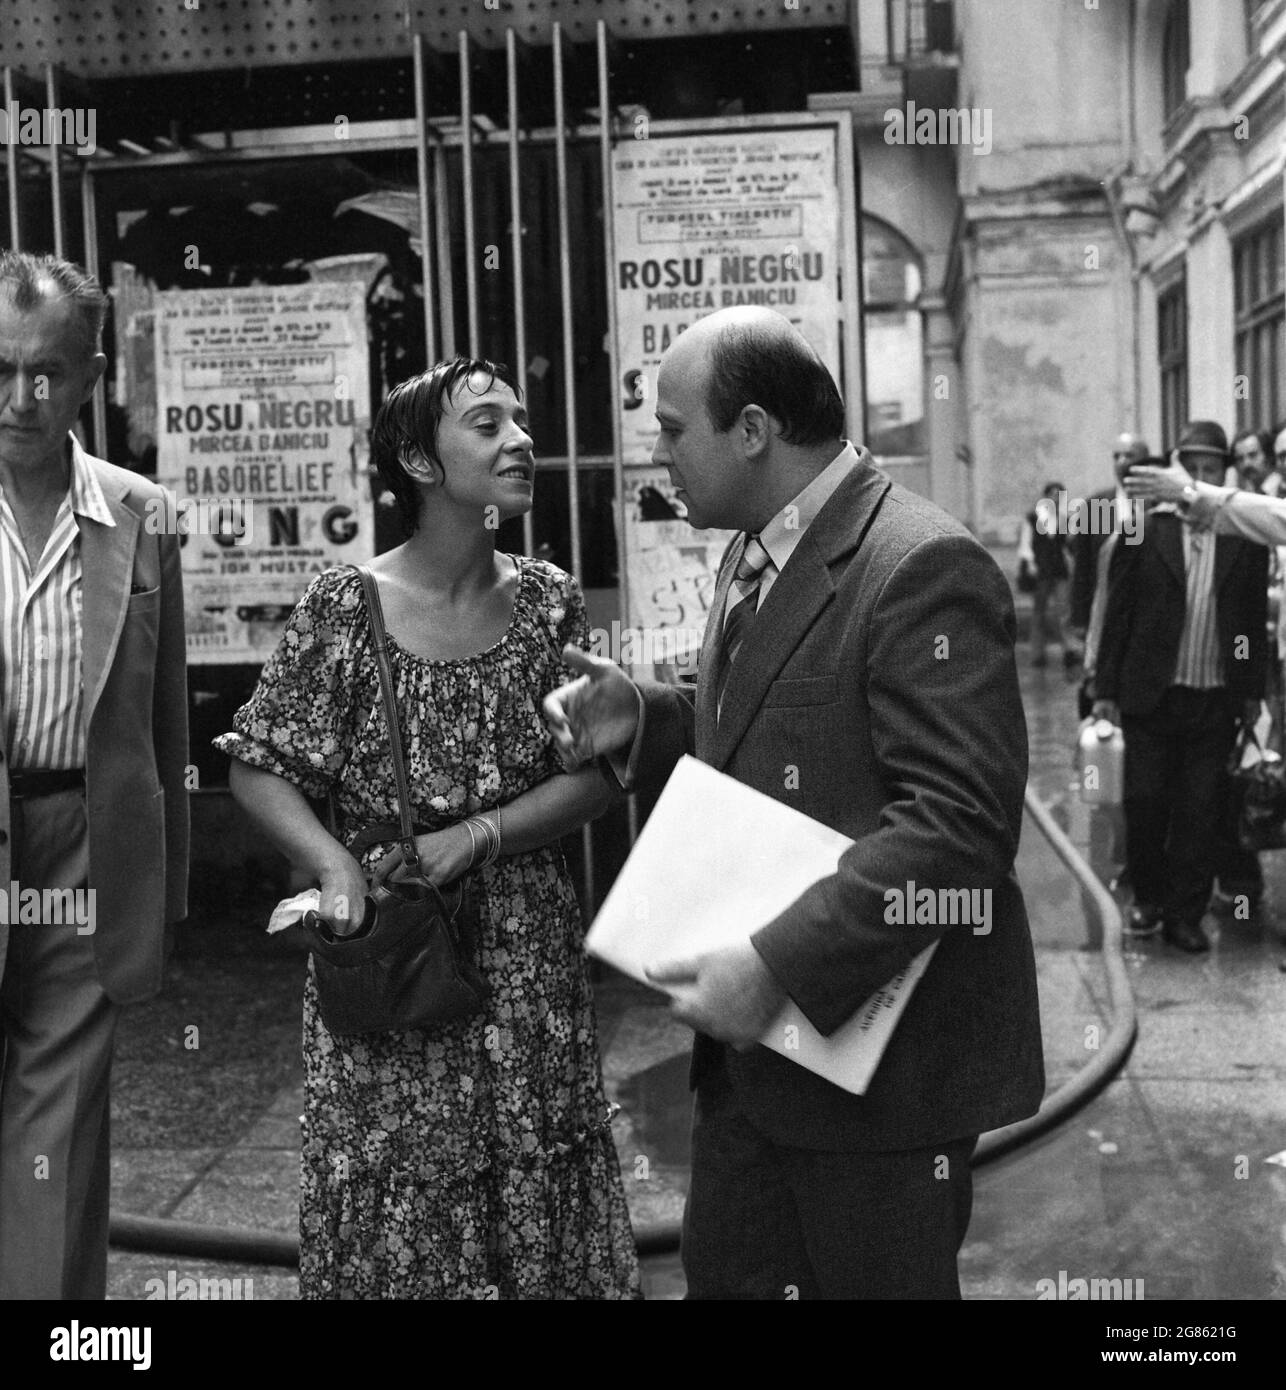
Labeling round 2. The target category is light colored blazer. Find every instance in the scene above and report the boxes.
[0,450,189,1004]
[626,456,1045,1151]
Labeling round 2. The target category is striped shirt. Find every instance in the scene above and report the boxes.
[0,434,115,769]
[1172,519,1223,689]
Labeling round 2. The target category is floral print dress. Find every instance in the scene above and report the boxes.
[214,558,641,1300]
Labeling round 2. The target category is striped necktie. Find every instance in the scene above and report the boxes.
[716,534,771,716]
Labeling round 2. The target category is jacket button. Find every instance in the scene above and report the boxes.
[0,830,7,846]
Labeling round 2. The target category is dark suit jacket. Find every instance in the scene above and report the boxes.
[1094,508,1268,717]
[0,446,190,1004]
[621,453,1045,1152]
[1069,486,1116,630]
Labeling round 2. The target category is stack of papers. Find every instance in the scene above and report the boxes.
[586,756,936,1094]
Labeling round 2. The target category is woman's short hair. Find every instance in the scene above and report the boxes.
[371,356,521,535]
[704,320,845,446]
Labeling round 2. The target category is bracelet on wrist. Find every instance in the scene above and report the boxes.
[480,811,500,866]
[465,813,500,869]
[462,818,481,869]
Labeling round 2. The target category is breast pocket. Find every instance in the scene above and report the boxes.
[762,675,840,707]
[127,586,161,613]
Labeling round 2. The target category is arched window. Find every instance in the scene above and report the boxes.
[862,215,924,458]
[1162,0,1190,120]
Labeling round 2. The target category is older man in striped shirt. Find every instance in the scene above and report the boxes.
[0,252,188,1298]
[1092,421,1267,955]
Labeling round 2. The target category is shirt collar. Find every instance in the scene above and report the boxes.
[67,433,115,527]
[757,441,860,573]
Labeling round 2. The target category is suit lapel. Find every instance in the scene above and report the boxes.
[80,469,139,728]
[1213,531,1240,592]
[1154,510,1185,590]
[708,457,890,770]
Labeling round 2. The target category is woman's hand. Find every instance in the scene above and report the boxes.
[373,822,474,888]
[316,854,370,938]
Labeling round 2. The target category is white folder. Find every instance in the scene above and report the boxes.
[586,756,936,1095]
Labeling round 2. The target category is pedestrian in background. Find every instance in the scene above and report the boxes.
[1018,480,1075,669]
[1095,421,1267,953]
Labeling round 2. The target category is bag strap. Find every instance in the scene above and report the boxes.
[352,565,421,876]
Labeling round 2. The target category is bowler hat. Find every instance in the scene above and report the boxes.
[1175,420,1228,457]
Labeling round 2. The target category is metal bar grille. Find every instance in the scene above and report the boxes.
[412,33,440,365]
[506,30,534,558]
[3,68,20,249]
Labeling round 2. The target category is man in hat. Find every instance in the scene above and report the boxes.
[1093,421,1266,952]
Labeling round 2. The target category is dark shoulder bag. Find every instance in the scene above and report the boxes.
[302,565,487,1034]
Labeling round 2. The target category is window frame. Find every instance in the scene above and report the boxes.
[1157,275,1189,453]
[1232,215,1285,435]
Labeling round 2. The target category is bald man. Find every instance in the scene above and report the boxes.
[545,308,1043,1299]
[1069,433,1149,678]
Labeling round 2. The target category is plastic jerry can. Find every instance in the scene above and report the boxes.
[1078,717,1124,805]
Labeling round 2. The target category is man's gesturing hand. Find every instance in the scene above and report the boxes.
[646,940,788,1048]
[542,645,641,771]
[1122,458,1192,506]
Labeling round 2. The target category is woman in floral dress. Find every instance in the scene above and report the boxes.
[215,357,641,1299]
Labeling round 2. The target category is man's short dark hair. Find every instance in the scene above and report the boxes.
[0,250,108,361]
[704,321,845,446]
[370,355,521,536]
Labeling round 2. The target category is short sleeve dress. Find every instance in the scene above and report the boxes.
[214,557,642,1300]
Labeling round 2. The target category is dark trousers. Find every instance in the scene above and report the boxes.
[1213,763,1263,895]
[1031,576,1067,661]
[0,789,117,1300]
[682,1067,977,1299]
[1122,686,1237,926]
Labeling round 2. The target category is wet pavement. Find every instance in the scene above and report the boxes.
[105,651,1286,1302]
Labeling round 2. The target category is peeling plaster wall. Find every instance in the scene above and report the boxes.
[965,215,1132,546]
[955,0,1137,546]
[955,0,1133,197]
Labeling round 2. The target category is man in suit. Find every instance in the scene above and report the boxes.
[545,307,1043,1299]
[1093,420,1267,954]
[1069,432,1149,713]
[0,251,189,1298]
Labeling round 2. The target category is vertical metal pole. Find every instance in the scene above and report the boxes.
[597,22,627,633]
[412,33,440,365]
[835,112,867,445]
[552,24,582,583]
[553,23,593,905]
[459,29,479,357]
[597,22,638,848]
[80,163,106,453]
[45,64,65,258]
[433,143,456,359]
[506,29,534,556]
[4,68,21,250]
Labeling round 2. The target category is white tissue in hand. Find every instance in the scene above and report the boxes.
[267,889,320,935]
